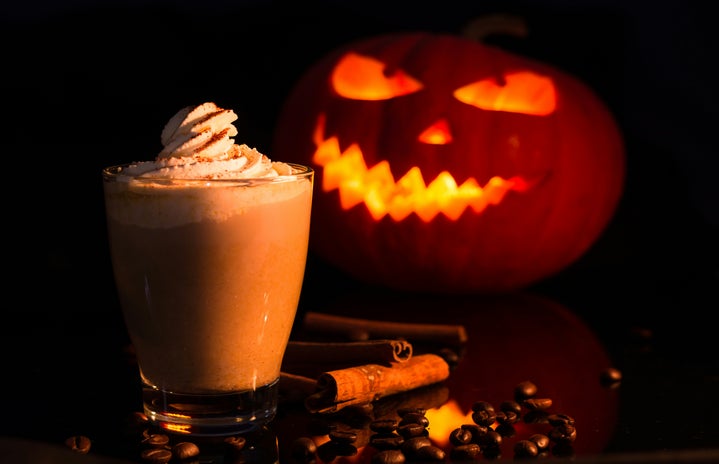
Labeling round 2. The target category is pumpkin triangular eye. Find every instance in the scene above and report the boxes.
[331,52,423,100]
[454,71,556,115]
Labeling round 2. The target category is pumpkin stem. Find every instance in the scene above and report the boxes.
[462,14,528,42]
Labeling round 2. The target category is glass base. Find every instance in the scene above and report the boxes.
[142,379,279,437]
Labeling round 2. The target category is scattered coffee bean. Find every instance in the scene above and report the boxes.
[448,427,473,446]
[398,412,429,427]
[480,429,503,448]
[514,380,538,401]
[370,418,398,433]
[547,413,575,426]
[460,423,488,443]
[514,439,539,458]
[496,410,519,425]
[224,435,246,452]
[172,442,200,460]
[437,348,461,369]
[495,423,516,438]
[529,433,550,451]
[523,397,553,410]
[65,435,91,454]
[600,367,623,387]
[499,400,522,415]
[371,449,406,464]
[400,436,432,456]
[470,400,495,413]
[397,422,426,438]
[290,437,317,460]
[414,444,446,461]
[370,432,404,450]
[549,424,577,444]
[142,433,170,448]
[140,448,172,464]
[329,429,358,444]
[450,443,481,460]
[523,409,550,424]
[471,408,496,427]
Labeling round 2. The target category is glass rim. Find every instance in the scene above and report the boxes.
[102,161,313,185]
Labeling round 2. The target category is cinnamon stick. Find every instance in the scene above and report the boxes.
[304,353,450,414]
[283,339,413,368]
[303,312,468,347]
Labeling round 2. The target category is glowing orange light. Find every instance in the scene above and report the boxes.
[418,118,452,144]
[311,114,530,222]
[331,52,424,100]
[160,422,192,434]
[454,71,556,116]
[425,400,474,447]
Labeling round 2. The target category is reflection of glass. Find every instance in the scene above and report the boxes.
[103,163,313,436]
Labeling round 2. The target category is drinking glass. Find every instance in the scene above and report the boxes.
[102,163,313,436]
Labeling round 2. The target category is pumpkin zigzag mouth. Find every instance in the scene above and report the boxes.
[311,114,531,223]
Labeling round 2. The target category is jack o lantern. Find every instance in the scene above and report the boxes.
[273,31,625,293]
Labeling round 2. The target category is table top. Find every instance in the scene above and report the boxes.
[2,254,717,464]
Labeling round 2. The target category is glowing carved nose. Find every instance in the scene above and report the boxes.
[418,118,452,145]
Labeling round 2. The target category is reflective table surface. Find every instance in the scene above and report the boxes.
[2,253,717,464]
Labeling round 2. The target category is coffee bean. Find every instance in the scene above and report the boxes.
[499,400,522,415]
[496,410,519,425]
[514,439,539,458]
[437,348,461,369]
[141,448,172,464]
[397,422,426,438]
[450,443,481,460]
[142,433,170,448]
[329,429,358,444]
[471,400,495,413]
[65,435,91,454]
[370,432,404,450]
[370,418,398,433]
[460,423,488,443]
[449,427,473,446]
[547,413,575,427]
[523,409,550,424]
[480,429,503,448]
[290,437,317,459]
[495,423,516,438]
[549,424,577,444]
[514,380,538,401]
[172,442,200,460]
[471,409,496,427]
[600,367,622,387]
[371,449,406,464]
[414,444,446,461]
[224,435,247,452]
[398,412,429,427]
[529,433,550,451]
[523,397,553,410]
[400,436,432,456]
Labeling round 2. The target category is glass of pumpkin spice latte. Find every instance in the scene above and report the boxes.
[102,102,313,436]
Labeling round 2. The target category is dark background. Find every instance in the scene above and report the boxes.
[2,0,717,458]
[4,0,716,328]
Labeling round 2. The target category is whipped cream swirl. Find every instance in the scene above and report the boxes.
[122,102,288,179]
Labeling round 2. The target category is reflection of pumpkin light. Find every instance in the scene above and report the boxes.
[312,114,530,222]
[425,400,474,447]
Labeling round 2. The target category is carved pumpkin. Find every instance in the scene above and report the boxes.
[273,31,625,293]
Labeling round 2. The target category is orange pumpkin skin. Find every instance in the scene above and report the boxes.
[273,32,625,294]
